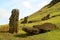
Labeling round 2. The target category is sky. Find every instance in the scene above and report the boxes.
[0,0,52,25]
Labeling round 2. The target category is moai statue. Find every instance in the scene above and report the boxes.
[24,16,28,23]
[9,9,19,33]
[42,14,50,20]
[21,16,28,24]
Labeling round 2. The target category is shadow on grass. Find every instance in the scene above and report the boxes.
[14,33,34,38]
[0,31,9,33]
[14,31,48,38]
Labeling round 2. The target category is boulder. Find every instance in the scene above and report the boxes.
[22,27,39,34]
[33,23,57,33]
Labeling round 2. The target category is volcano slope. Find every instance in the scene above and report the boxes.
[0,0,60,40]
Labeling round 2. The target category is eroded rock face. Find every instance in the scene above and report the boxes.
[33,23,57,33]
[22,27,39,34]
[9,9,19,33]
[21,16,28,24]
[22,23,57,34]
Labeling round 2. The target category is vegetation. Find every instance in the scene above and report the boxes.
[48,0,60,8]
[0,0,60,40]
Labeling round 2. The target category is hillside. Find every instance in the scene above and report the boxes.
[20,1,60,27]
[0,0,60,40]
[27,1,60,21]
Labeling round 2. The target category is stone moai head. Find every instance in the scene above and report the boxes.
[12,9,19,13]
[11,9,19,16]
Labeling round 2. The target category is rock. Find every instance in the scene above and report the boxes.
[22,27,39,34]
[41,14,50,21]
[9,9,19,33]
[21,16,28,24]
[33,23,57,33]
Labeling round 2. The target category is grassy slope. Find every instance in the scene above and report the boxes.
[28,2,60,21]
[20,2,60,27]
[0,2,60,40]
[19,2,60,40]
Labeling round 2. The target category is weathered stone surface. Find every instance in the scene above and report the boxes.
[22,23,57,34]
[33,23,57,33]
[21,16,28,24]
[9,9,19,33]
[22,27,39,34]
[41,14,50,21]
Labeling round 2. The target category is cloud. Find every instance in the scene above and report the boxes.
[0,9,7,21]
[21,1,33,9]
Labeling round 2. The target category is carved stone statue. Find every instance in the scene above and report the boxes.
[9,9,19,33]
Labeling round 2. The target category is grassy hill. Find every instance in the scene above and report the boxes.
[20,1,60,27]
[0,0,60,40]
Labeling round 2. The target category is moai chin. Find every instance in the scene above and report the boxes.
[9,9,19,33]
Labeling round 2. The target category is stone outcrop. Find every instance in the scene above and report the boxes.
[22,27,39,34]
[33,23,57,33]
[22,23,57,34]
[21,16,28,24]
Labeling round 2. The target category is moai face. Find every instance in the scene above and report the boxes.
[12,9,19,15]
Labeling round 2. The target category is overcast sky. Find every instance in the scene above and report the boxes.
[0,0,52,25]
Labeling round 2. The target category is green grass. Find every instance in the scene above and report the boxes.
[0,1,60,40]
[27,2,60,21]
[18,2,60,40]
